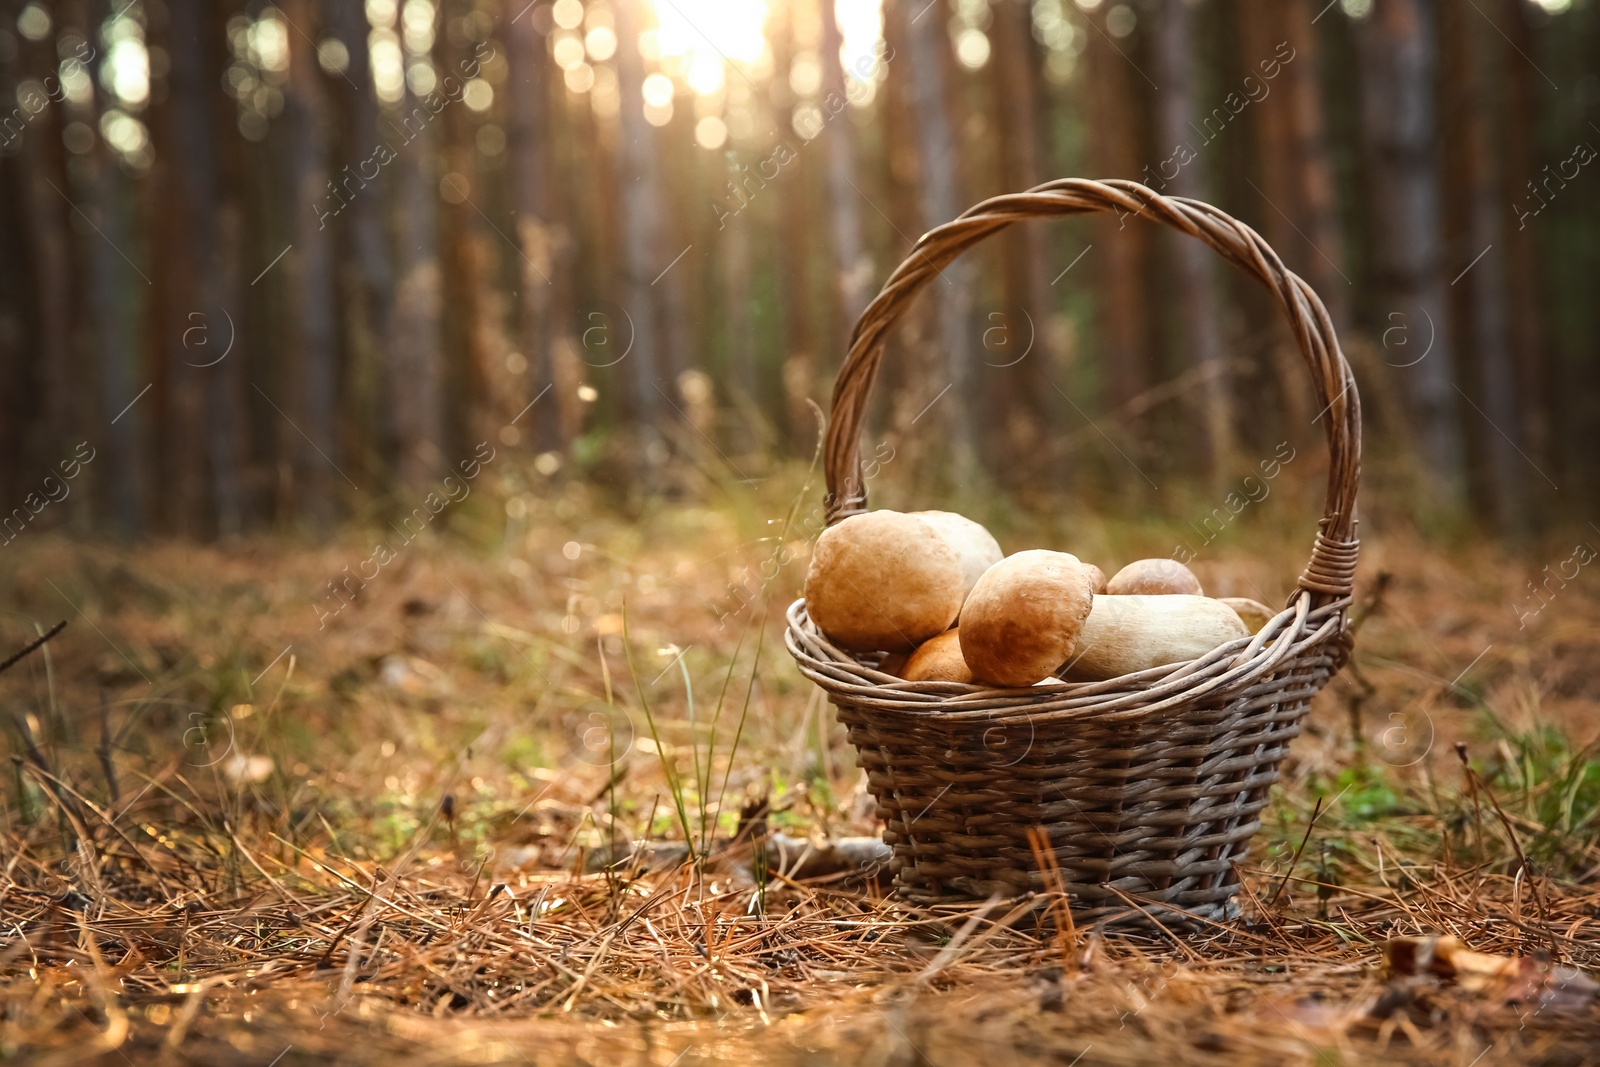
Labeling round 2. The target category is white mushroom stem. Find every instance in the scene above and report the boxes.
[1063,594,1249,682]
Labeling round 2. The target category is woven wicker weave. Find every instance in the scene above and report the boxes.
[784,178,1362,927]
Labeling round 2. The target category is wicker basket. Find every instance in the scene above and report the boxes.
[785,178,1361,928]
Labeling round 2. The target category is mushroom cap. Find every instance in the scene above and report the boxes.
[1218,596,1278,635]
[901,628,972,683]
[1106,557,1204,596]
[959,550,1095,687]
[911,511,1004,598]
[1082,563,1109,595]
[804,511,966,653]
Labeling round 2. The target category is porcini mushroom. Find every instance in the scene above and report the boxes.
[1217,596,1277,635]
[959,550,1095,687]
[901,628,972,683]
[912,511,1004,599]
[1064,594,1248,681]
[1106,558,1204,596]
[1082,563,1109,595]
[804,511,967,653]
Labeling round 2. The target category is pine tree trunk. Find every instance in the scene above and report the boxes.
[989,0,1056,482]
[1085,6,1151,426]
[611,0,668,446]
[905,0,975,479]
[1239,0,1349,435]
[1440,0,1523,531]
[331,0,396,484]
[13,16,78,507]
[77,0,144,535]
[1498,0,1556,493]
[779,149,819,452]
[437,0,494,458]
[388,35,445,486]
[283,0,340,524]
[820,2,869,363]
[505,0,560,451]
[1153,0,1233,483]
[1355,0,1466,500]
[722,162,755,412]
[1280,0,1352,333]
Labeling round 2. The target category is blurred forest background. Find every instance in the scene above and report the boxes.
[1,0,1597,540]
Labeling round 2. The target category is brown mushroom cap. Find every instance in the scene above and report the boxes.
[1082,563,1108,595]
[1218,596,1277,635]
[959,550,1095,687]
[804,511,966,653]
[1106,557,1204,596]
[902,628,972,683]
[911,511,1003,598]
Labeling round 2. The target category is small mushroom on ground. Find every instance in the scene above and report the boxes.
[805,511,966,652]
[1106,557,1204,596]
[912,511,1004,599]
[901,628,972,683]
[959,550,1096,687]
[1082,563,1108,595]
[1064,594,1248,681]
[1218,596,1277,635]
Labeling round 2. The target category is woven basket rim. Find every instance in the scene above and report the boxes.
[786,592,1350,726]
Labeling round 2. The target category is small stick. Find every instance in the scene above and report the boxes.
[0,620,67,676]
[97,690,118,803]
[1456,742,1488,866]
[1268,794,1329,909]
[317,869,379,967]
[1026,825,1077,964]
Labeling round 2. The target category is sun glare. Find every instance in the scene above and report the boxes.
[652,0,770,78]
[833,0,885,88]
[645,0,883,102]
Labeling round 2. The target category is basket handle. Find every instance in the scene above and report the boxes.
[823,178,1361,608]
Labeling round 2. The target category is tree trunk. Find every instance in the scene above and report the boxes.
[437,0,494,461]
[779,149,820,454]
[989,0,1057,483]
[331,0,396,485]
[1498,0,1556,497]
[0,6,23,505]
[1250,0,1358,445]
[820,1,869,364]
[611,0,668,449]
[722,161,756,413]
[11,15,77,505]
[1440,0,1523,531]
[905,0,975,481]
[84,0,146,534]
[1280,0,1352,334]
[1084,5,1152,431]
[167,0,247,535]
[1354,0,1465,500]
[389,56,445,486]
[1153,0,1234,484]
[504,0,560,452]
[282,0,341,524]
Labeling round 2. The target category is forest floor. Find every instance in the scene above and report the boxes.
[3,469,1600,1066]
